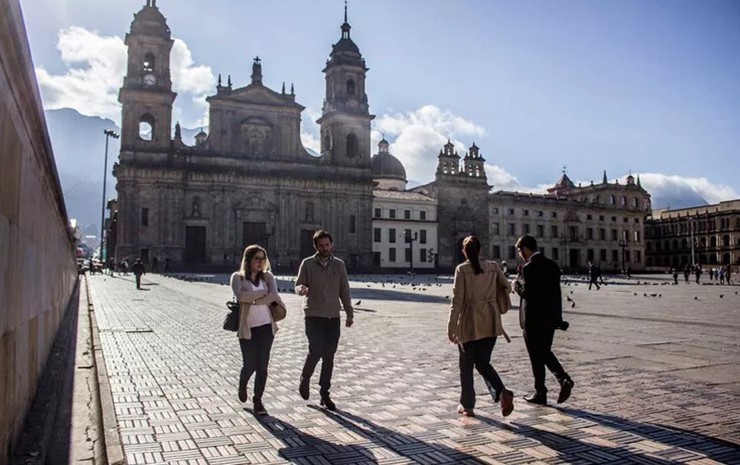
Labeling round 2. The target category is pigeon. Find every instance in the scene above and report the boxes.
[355,300,361,306]
[571,301,576,308]
[445,296,450,299]
[719,295,724,298]
[566,296,573,302]
[633,293,637,296]
[694,296,698,300]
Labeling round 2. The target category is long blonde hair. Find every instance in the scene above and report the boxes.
[238,244,271,285]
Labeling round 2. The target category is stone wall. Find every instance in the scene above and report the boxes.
[0,1,78,462]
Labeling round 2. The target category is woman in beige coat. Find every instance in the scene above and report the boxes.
[448,235,514,417]
[230,244,287,415]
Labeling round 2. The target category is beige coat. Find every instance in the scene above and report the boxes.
[231,271,287,340]
[448,260,512,344]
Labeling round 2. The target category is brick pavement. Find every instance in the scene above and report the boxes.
[87,273,740,465]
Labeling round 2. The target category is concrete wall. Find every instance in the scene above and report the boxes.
[0,1,78,462]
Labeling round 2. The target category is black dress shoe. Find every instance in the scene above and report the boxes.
[523,393,547,405]
[320,395,336,411]
[253,399,268,416]
[299,376,310,400]
[557,379,574,404]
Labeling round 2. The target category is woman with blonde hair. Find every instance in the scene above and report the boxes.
[448,235,514,418]
[230,244,287,415]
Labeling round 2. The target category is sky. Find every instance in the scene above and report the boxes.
[20,0,740,207]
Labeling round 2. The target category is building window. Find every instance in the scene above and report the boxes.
[141,207,149,226]
[621,196,627,206]
[552,247,559,261]
[524,224,530,234]
[374,228,381,243]
[600,215,605,221]
[508,246,516,259]
[610,195,616,205]
[537,225,544,237]
[523,210,529,217]
[634,218,640,224]
[538,211,544,217]
[404,209,411,219]
[508,224,515,236]
[587,228,593,240]
[389,248,396,262]
[587,214,592,220]
[587,249,594,261]
[492,207,499,215]
[635,251,642,263]
[493,223,500,236]
[389,209,396,219]
[600,249,607,261]
[493,245,501,258]
[612,216,617,222]
[612,250,619,263]
[600,228,606,240]
[569,226,578,240]
[346,133,359,157]
[507,208,515,215]
[633,198,639,208]
[349,215,356,233]
[420,210,427,220]
[374,208,381,218]
[139,114,155,141]
[611,229,618,241]
[143,53,155,72]
[551,225,558,238]
[623,217,628,223]
[389,228,396,243]
[420,229,427,244]
[420,248,427,262]
[633,231,640,242]
[552,212,558,219]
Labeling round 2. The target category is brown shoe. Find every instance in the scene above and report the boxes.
[456,405,475,417]
[501,389,514,417]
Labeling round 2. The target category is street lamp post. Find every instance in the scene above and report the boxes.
[618,238,629,274]
[100,129,119,260]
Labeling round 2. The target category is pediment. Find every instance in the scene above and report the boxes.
[216,84,304,109]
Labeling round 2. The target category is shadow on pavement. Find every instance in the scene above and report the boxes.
[308,405,491,464]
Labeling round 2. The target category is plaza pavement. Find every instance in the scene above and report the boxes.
[86,272,740,465]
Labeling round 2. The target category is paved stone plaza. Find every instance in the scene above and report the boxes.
[86,272,740,465]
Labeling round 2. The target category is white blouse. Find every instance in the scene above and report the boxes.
[245,280,272,328]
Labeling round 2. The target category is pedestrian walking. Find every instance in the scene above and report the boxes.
[684,266,690,283]
[719,267,726,285]
[588,261,600,290]
[230,244,286,415]
[513,235,574,406]
[295,230,354,411]
[151,256,159,273]
[163,257,171,273]
[727,266,733,285]
[447,235,514,418]
[131,258,145,289]
[695,266,702,284]
[672,268,679,285]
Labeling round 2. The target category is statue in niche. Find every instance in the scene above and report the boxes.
[191,197,201,218]
[305,202,314,222]
[241,119,273,155]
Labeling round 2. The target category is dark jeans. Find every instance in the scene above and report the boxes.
[239,324,274,402]
[588,277,600,290]
[135,274,142,289]
[458,337,504,409]
[524,324,569,395]
[302,317,341,397]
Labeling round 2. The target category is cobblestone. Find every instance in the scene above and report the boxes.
[88,273,740,464]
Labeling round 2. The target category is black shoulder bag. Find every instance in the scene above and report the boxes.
[223,277,241,331]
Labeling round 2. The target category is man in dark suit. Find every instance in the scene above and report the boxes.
[514,235,574,405]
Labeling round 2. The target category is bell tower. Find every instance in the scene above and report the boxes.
[118,0,176,150]
[316,3,374,165]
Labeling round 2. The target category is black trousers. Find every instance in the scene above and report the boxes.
[239,324,274,402]
[458,337,504,409]
[523,324,569,395]
[302,317,341,397]
[135,274,142,289]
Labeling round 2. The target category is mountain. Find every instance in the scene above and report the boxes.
[45,109,121,237]
[649,190,709,211]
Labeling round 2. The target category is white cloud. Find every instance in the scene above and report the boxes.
[371,105,495,184]
[35,27,214,127]
[637,173,739,207]
[300,108,322,155]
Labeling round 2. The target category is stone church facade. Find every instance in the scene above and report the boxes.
[114,2,374,270]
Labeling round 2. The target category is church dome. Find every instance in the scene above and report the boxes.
[371,140,406,181]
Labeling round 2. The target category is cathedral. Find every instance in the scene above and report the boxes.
[114,1,374,270]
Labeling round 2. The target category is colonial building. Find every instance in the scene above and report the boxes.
[114,2,374,270]
[489,171,652,272]
[371,139,438,270]
[645,200,740,269]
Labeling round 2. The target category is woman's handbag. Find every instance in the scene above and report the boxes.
[269,301,287,322]
[223,300,239,331]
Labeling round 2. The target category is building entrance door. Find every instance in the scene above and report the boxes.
[185,226,206,264]
[243,222,268,251]
[569,248,580,270]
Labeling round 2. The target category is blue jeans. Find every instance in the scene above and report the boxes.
[458,337,504,409]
